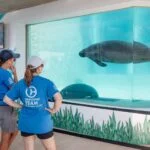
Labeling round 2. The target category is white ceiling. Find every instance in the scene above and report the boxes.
[0,0,56,13]
[1,0,149,14]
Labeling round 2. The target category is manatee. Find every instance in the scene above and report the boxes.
[60,83,99,99]
[79,40,150,67]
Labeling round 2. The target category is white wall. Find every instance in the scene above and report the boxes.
[2,0,150,79]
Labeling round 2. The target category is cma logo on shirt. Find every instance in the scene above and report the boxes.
[25,86,41,108]
[25,86,37,98]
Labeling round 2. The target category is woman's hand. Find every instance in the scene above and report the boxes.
[10,65,17,75]
[45,92,62,114]
[10,65,18,82]
[45,108,57,114]
[4,96,22,108]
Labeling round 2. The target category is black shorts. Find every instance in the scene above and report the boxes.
[21,130,54,139]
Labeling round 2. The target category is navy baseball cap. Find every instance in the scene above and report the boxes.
[0,49,20,63]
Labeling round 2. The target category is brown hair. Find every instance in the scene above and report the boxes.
[0,59,3,67]
[24,65,36,86]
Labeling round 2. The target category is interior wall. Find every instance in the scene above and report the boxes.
[1,0,150,79]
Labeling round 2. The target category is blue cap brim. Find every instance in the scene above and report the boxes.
[13,53,20,58]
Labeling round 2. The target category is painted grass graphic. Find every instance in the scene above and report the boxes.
[52,107,150,145]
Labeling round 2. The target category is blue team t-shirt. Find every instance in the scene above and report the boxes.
[0,67,15,105]
[6,75,59,134]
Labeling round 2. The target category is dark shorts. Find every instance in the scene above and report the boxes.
[21,130,54,139]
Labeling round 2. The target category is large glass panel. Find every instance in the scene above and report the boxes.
[27,8,133,108]
[132,7,150,109]
[0,13,4,20]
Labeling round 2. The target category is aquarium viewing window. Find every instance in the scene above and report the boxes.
[26,6,150,148]
[27,7,150,111]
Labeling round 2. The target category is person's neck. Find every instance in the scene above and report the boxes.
[33,73,39,76]
[1,63,9,70]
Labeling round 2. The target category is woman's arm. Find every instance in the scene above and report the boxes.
[10,65,18,83]
[45,92,62,114]
[3,95,22,108]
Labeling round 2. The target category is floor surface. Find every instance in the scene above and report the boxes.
[11,132,141,150]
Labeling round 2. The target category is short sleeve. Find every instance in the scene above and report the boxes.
[3,72,14,88]
[47,81,59,101]
[6,83,20,101]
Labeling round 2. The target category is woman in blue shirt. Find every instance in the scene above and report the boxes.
[4,56,62,150]
[0,49,20,150]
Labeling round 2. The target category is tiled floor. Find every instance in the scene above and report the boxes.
[11,132,141,150]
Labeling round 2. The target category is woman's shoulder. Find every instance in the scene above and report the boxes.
[17,78,26,85]
[11,79,25,89]
[37,76,53,84]
[0,68,11,76]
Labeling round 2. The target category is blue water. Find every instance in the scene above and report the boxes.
[27,7,150,109]
[0,13,4,20]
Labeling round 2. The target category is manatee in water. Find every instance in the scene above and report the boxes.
[60,83,99,99]
[79,40,150,67]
